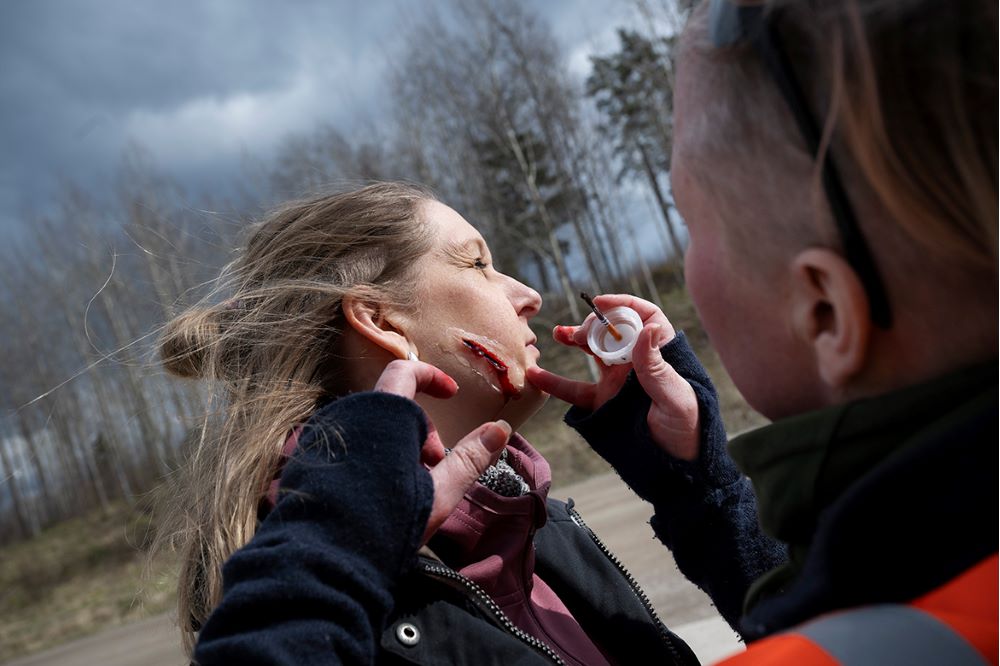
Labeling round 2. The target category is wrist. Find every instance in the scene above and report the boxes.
[646,372,701,461]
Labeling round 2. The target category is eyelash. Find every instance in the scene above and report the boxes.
[473,257,489,271]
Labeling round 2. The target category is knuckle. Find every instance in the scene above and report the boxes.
[648,364,670,381]
[377,360,415,391]
[450,444,488,479]
[639,359,669,381]
[386,359,409,372]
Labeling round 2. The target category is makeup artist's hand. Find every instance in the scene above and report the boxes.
[525,294,700,461]
[375,359,511,543]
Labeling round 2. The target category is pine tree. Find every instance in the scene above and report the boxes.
[587,29,685,262]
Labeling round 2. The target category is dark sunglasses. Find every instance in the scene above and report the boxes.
[709,0,892,328]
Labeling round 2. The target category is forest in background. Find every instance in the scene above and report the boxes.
[0,0,702,543]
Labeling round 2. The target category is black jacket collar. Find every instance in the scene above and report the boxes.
[729,362,998,639]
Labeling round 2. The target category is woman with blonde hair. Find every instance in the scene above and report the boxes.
[159,182,707,665]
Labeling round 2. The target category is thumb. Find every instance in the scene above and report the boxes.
[633,324,701,460]
[423,420,512,543]
[633,324,687,409]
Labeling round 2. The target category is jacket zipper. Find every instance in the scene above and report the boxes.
[568,504,688,665]
[419,560,566,665]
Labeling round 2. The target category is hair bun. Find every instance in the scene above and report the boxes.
[159,307,222,379]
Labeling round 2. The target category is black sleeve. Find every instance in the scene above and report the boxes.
[193,392,434,665]
[564,332,787,633]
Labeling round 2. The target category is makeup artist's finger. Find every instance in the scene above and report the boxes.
[374,359,459,400]
[633,325,700,460]
[593,294,676,338]
[555,310,597,341]
[570,318,594,347]
[525,366,596,408]
[632,325,685,396]
[553,324,579,346]
[553,325,596,356]
[423,420,511,543]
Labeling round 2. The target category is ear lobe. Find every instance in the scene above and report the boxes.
[789,248,872,389]
[341,293,412,361]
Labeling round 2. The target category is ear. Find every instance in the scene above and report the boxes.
[789,248,872,390]
[341,293,413,361]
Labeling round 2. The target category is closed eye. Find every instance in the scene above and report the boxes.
[473,257,489,271]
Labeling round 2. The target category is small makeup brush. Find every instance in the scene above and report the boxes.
[580,292,623,341]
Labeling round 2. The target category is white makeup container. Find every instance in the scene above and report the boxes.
[586,306,643,365]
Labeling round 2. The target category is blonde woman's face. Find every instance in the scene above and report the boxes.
[402,201,546,429]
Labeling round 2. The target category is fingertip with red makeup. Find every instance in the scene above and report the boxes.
[552,323,595,354]
[374,359,460,400]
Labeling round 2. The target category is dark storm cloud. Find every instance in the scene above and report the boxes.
[0,0,404,232]
[1,2,299,112]
[0,0,639,238]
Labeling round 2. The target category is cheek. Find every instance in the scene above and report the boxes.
[686,239,819,419]
[685,236,776,413]
[685,236,729,340]
[412,280,529,390]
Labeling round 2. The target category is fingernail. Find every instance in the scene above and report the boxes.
[480,420,512,450]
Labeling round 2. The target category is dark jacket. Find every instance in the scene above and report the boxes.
[383,498,696,664]
[727,360,998,642]
[572,333,998,650]
[193,390,700,665]
[567,332,788,634]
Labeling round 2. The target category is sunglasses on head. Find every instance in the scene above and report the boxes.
[709,0,892,328]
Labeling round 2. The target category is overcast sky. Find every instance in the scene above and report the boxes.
[0,1,655,245]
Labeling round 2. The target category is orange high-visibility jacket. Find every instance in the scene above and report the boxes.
[719,554,998,665]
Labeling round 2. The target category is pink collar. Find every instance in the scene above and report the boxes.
[431,435,613,666]
[430,433,551,604]
[263,425,303,509]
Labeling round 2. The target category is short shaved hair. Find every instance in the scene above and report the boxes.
[675,0,997,319]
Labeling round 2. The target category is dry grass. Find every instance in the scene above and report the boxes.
[0,284,766,662]
[0,500,178,662]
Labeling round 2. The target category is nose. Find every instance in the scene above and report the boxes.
[506,274,542,319]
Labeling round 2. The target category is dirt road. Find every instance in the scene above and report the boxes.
[6,473,743,665]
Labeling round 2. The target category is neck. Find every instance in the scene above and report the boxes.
[843,314,997,404]
[416,393,505,448]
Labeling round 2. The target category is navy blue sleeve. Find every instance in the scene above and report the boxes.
[194,391,434,666]
[565,332,787,633]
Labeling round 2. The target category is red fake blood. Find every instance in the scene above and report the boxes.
[462,339,521,399]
